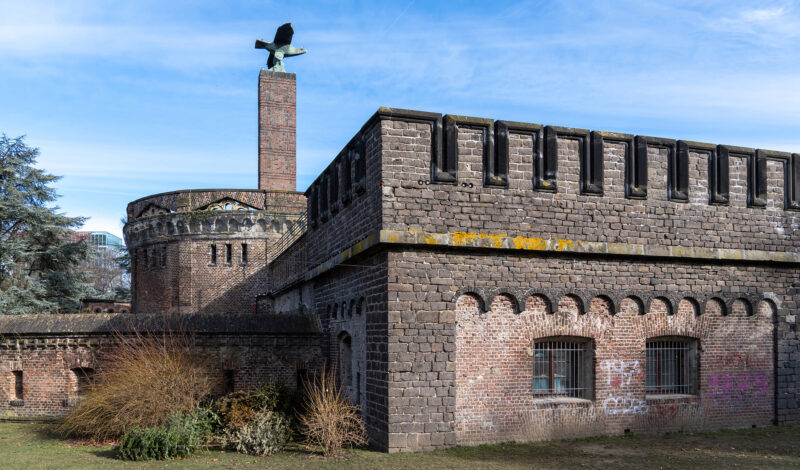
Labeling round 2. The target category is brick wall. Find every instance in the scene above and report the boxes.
[124,189,305,315]
[0,314,322,419]
[258,70,297,191]
[384,250,794,451]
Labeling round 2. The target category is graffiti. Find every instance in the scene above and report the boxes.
[603,393,649,415]
[601,359,640,389]
[708,373,769,402]
[649,403,678,420]
[713,353,768,371]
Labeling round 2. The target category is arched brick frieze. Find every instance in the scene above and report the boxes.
[487,290,522,313]
[452,289,489,313]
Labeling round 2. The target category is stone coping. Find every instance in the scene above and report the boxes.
[294,229,800,289]
[379,229,800,263]
[0,313,321,336]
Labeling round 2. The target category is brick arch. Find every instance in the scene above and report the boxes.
[620,295,645,315]
[728,298,753,317]
[488,291,522,313]
[520,290,554,314]
[757,298,778,322]
[648,296,673,316]
[678,297,700,316]
[589,295,614,315]
[705,297,726,316]
[524,294,552,314]
[557,294,584,315]
[453,289,488,313]
[488,293,520,314]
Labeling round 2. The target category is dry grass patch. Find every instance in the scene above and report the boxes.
[58,326,218,441]
[299,367,367,457]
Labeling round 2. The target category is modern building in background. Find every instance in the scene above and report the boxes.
[72,231,124,251]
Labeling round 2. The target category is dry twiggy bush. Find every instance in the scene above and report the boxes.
[58,325,218,441]
[299,367,367,457]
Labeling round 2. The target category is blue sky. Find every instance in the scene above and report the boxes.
[2,0,800,238]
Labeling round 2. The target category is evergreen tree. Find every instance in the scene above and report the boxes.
[0,134,91,314]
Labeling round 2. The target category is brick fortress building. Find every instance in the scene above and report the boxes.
[2,63,800,452]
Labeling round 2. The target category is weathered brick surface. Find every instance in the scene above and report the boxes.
[310,252,389,449]
[303,120,383,268]
[258,70,297,191]
[124,190,305,315]
[0,314,322,420]
[383,250,792,450]
[379,119,800,252]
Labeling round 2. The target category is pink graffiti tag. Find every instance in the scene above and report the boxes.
[708,373,770,402]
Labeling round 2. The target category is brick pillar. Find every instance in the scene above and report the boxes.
[258,69,297,191]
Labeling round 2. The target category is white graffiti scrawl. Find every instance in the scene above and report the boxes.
[601,359,640,388]
[603,393,649,416]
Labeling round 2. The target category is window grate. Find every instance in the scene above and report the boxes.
[646,340,691,394]
[533,341,587,398]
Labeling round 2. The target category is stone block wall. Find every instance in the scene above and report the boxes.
[303,118,384,268]
[311,252,389,449]
[378,114,800,253]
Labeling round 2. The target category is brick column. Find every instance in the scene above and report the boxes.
[258,70,296,191]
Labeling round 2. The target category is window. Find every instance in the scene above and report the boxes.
[210,244,217,265]
[241,243,248,264]
[225,244,232,264]
[533,338,593,399]
[222,370,235,395]
[160,245,167,267]
[142,249,148,268]
[646,338,697,395]
[12,371,23,399]
[338,333,353,390]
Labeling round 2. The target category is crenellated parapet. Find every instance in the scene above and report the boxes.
[123,188,306,315]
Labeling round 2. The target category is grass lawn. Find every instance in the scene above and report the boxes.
[0,422,798,469]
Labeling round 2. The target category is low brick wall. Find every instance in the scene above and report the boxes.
[0,314,322,420]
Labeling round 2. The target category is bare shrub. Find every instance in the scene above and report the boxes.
[59,325,218,440]
[299,367,367,457]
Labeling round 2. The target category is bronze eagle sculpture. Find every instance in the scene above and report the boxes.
[255,23,307,72]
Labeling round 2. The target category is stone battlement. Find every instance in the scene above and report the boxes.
[300,108,800,266]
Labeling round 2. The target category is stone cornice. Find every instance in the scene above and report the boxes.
[291,229,800,288]
[123,210,305,249]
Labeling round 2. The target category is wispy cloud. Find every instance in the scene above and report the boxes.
[2,0,800,232]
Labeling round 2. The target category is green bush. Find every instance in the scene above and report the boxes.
[224,411,290,456]
[118,409,216,461]
[211,383,301,435]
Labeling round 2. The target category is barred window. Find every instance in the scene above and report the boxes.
[646,338,697,395]
[533,338,593,399]
[160,245,167,267]
[210,244,217,265]
[225,244,232,264]
[241,243,248,264]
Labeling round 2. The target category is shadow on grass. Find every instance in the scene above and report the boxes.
[88,448,119,460]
